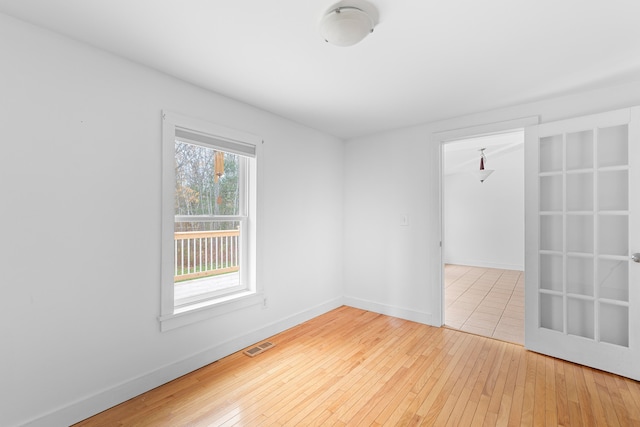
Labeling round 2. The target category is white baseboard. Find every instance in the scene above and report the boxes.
[343,296,434,326]
[23,297,344,427]
[443,259,524,271]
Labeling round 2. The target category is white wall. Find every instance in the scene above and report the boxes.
[0,14,344,427]
[343,130,437,324]
[443,145,524,270]
[344,79,640,328]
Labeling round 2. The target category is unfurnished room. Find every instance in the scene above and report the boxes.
[1,1,640,426]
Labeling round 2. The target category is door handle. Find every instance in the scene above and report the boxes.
[632,253,640,263]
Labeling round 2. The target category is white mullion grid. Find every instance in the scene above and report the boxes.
[537,137,544,329]
[562,132,568,335]
[593,127,600,343]
[175,215,245,222]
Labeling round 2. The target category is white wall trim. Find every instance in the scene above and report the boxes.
[443,259,524,271]
[22,297,344,427]
[432,116,540,143]
[431,116,539,328]
[344,297,434,326]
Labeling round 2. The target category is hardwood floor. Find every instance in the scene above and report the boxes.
[75,306,640,426]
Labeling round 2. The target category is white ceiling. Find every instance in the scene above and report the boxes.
[1,0,639,139]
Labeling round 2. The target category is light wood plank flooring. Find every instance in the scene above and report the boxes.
[75,306,640,426]
[445,265,524,345]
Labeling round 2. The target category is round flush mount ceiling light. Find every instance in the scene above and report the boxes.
[319,6,375,47]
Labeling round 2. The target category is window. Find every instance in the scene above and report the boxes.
[160,111,261,331]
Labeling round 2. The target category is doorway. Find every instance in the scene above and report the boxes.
[442,130,525,344]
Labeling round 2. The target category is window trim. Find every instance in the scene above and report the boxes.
[160,111,262,332]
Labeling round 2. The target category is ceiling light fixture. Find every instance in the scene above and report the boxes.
[319,5,375,47]
[477,148,494,183]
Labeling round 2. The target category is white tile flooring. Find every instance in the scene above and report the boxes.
[444,264,524,345]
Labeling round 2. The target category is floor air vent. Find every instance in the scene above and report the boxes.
[244,341,275,357]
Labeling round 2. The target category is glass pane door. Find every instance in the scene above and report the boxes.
[538,124,628,344]
[525,107,639,380]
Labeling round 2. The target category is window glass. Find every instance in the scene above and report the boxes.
[173,142,246,306]
[174,142,241,217]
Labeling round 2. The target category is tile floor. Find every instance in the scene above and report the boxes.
[444,264,524,345]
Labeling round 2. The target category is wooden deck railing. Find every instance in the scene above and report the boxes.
[174,229,240,281]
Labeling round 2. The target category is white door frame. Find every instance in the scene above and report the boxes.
[431,116,539,327]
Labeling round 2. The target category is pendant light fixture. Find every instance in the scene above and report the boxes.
[477,148,494,183]
[319,4,376,47]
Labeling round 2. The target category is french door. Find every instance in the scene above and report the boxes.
[524,107,640,380]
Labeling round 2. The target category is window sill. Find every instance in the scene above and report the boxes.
[159,291,263,332]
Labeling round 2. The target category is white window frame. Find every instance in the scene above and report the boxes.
[159,111,262,331]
